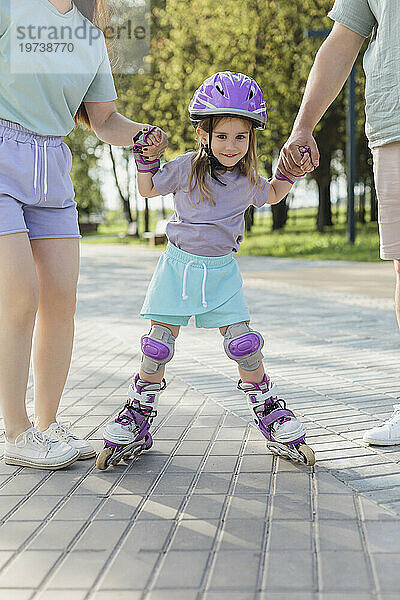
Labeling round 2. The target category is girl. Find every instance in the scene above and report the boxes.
[0,0,166,470]
[97,71,315,469]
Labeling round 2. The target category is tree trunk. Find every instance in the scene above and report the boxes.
[370,178,378,222]
[244,205,254,232]
[314,149,332,232]
[109,146,133,223]
[358,183,365,224]
[144,197,150,232]
[271,198,288,230]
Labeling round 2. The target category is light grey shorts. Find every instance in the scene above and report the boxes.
[372,141,400,260]
[0,119,80,239]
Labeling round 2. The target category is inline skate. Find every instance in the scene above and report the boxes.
[239,374,315,465]
[96,374,166,470]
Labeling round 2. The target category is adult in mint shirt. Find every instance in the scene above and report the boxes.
[0,0,167,469]
[278,0,400,447]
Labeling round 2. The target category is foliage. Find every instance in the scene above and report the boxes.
[67,127,105,218]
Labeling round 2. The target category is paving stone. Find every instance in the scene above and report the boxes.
[318,520,363,551]
[268,520,313,551]
[373,554,400,591]
[91,592,142,600]
[364,521,400,553]
[0,521,42,550]
[0,551,62,588]
[36,592,87,600]
[319,551,372,591]
[153,550,209,588]
[27,520,86,551]
[52,496,102,521]
[317,494,358,520]
[136,495,184,520]
[208,551,261,590]
[262,551,314,590]
[47,550,111,589]
[0,591,35,600]
[271,494,311,521]
[169,520,218,551]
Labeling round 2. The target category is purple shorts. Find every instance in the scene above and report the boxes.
[0,119,80,239]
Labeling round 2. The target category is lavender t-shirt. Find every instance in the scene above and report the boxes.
[153,152,270,257]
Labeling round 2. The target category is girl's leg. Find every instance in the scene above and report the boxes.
[30,238,79,430]
[219,323,265,383]
[0,233,39,441]
[139,320,180,383]
[395,260,400,332]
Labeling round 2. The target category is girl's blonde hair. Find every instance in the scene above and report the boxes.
[188,116,262,206]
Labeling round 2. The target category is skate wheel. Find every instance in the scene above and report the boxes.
[143,435,153,451]
[297,443,316,466]
[96,447,113,470]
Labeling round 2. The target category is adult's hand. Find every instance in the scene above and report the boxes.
[141,125,168,160]
[278,129,320,179]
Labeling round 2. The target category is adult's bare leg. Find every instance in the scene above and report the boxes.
[395,260,400,332]
[0,233,38,441]
[31,238,79,430]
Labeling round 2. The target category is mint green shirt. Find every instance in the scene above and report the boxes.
[0,1,117,136]
[328,0,400,148]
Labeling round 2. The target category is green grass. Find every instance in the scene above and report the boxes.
[82,208,381,262]
[238,209,381,262]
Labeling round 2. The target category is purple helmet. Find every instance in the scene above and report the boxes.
[189,71,267,130]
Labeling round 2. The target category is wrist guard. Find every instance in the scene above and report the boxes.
[275,168,294,185]
[132,128,161,175]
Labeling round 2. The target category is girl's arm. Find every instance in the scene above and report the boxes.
[267,148,313,204]
[137,172,160,198]
[267,177,293,205]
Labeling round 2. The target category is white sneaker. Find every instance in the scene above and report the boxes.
[363,404,400,446]
[4,426,79,470]
[40,421,96,460]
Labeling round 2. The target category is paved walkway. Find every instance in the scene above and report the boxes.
[0,245,400,599]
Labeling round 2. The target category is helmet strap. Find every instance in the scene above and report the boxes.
[205,117,227,186]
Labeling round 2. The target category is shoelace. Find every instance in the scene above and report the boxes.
[385,407,400,424]
[51,422,78,440]
[15,429,53,450]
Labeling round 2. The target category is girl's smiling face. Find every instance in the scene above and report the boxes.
[197,117,252,168]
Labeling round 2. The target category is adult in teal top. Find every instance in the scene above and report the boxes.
[278,0,400,446]
[0,0,167,471]
[0,0,118,135]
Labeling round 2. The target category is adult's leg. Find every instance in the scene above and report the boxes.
[395,260,400,331]
[31,238,79,430]
[139,320,180,383]
[0,233,39,441]
[372,142,400,330]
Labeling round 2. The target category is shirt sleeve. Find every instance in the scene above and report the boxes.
[83,37,117,102]
[251,175,270,208]
[0,1,10,37]
[153,155,187,196]
[328,0,376,38]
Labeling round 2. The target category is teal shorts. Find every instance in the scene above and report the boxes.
[141,243,250,329]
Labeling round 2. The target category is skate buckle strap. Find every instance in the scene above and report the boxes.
[261,408,294,427]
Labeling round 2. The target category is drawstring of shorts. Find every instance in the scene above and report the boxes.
[33,139,48,202]
[182,260,208,308]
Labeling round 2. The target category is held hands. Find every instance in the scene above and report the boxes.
[277,130,320,182]
[138,125,168,160]
[132,125,168,175]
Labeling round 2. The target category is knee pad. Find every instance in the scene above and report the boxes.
[141,324,175,374]
[223,322,264,371]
